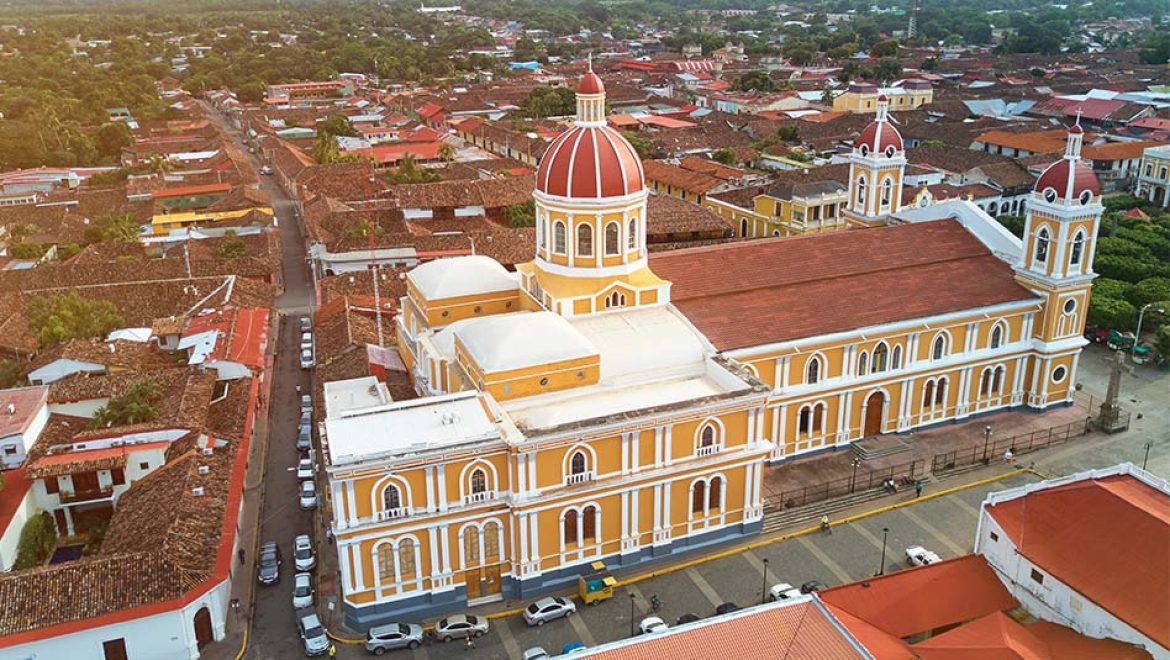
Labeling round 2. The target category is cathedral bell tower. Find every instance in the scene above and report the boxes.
[518,65,671,318]
[844,95,906,227]
[1015,118,1102,408]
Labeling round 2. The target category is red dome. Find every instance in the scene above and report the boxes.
[854,120,904,154]
[1035,159,1099,200]
[536,125,644,199]
[1069,123,1084,134]
[578,71,605,95]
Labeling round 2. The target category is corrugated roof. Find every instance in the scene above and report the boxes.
[987,474,1170,648]
[819,555,1019,639]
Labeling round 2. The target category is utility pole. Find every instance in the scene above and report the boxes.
[907,0,920,41]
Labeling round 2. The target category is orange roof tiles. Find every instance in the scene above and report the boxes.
[31,441,171,468]
[651,221,1038,351]
[986,475,1170,648]
[1082,140,1170,161]
[581,600,868,659]
[149,183,232,199]
[912,612,1151,660]
[819,555,1019,639]
[974,129,1092,155]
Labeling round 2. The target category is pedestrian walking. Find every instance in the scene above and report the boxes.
[328,643,337,658]
[465,632,476,650]
[914,481,924,498]
[1003,448,1015,465]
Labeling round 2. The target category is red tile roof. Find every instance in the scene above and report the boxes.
[986,474,1170,648]
[818,554,1019,639]
[149,182,232,199]
[0,468,31,542]
[912,612,1151,660]
[582,600,868,659]
[0,386,48,438]
[651,221,1038,351]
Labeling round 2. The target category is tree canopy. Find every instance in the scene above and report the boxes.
[26,291,125,348]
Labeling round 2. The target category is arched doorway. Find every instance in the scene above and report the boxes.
[193,606,213,650]
[863,391,886,437]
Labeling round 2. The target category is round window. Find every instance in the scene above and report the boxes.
[1043,188,1058,203]
[576,371,585,380]
[502,384,512,394]
[1079,189,1092,205]
[441,310,450,318]
[1063,299,1076,314]
[474,305,482,314]
[1051,366,1067,383]
[539,377,550,387]
[860,145,870,157]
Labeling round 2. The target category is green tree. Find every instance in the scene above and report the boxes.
[1087,296,1136,330]
[438,142,456,162]
[1139,31,1170,65]
[13,512,56,570]
[1154,325,1170,364]
[777,124,801,143]
[994,215,1026,238]
[1127,277,1170,308]
[383,154,440,184]
[506,201,535,228]
[821,88,836,106]
[921,57,938,71]
[215,239,249,259]
[26,292,125,348]
[90,380,162,429]
[8,243,48,260]
[622,131,655,159]
[711,148,736,165]
[734,70,773,93]
[84,213,142,243]
[873,58,903,83]
[95,122,133,159]
[521,86,576,118]
[318,114,358,138]
[0,359,22,389]
[870,39,899,57]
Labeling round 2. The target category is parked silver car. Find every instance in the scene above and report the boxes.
[365,622,424,654]
[292,572,314,609]
[432,614,488,642]
[301,394,312,415]
[296,608,330,656]
[293,534,316,572]
[522,596,577,627]
[296,456,315,480]
[299,480,317,510]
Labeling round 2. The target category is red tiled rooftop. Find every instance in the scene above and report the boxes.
[581,600,867,659]
[986,474,1170,648]
[819,554,1019,639]
[149,182,232,199]
[30,441,171,468]
[912,612,1151,660]
[651,221,1038,351]
[0,386,48,438]
[0,468,31,538]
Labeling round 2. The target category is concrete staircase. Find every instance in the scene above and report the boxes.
[852,437,914,461]
[761,487,891,535]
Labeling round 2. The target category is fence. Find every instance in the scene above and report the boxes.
[770,459,924,511]
[929,414,1116,474]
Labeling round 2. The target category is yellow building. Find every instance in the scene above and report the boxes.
[832,80,933,113]
[322,73,1102,630]
[704,179,848,238]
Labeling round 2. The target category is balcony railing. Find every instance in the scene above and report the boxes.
[59,487,114,504]
[696,444,722,457]
[375,507,408,522]
[463,490,495,505]
[565,471,595,486]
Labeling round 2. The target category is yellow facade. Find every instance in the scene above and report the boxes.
[833,87,933,114]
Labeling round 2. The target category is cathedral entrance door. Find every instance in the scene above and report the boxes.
[863,392,886,437]
[464,570,482,600]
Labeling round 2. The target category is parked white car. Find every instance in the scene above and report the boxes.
[432,614,488,642]
[300,348,314,369]
[299,480,317,510]
[768,583,803,602]
[293,534,315,572]
[639,616,668,635]
[906,545,941,567]
[296,608,330,656]
[292,572,314,609]
[300,394,312,415]
[296,457,315,480]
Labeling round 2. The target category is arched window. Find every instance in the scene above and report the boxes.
[553,221,567,254]
[699,424,716,447]
[923,380,935,408]
[582,506,597,541]
[692,481,707,514]
[880,178,892,208]
[858,351,869,376]
[1070,230,1085,266]
[856,175,867,206]
[576,223,593,257]
[383,484,401,512]
[935,378,947,406]
[709,477,722,509]
[563,510,578,544]
[932,334,947,360]
[604,222,620,255]
[570,451,587,475]
[993,366,1005,394]
[604,290,626,308]
[1145,163,1153,177]
[806,356,822,384]
[537,217,545,248]
[979,368,992,397]
[1034,227,1050,264]
[873,343,889,372]
[627,218,638,251]
[798,406,812,434]
[463,526,480,565]
[740,218,749,237]
[399,538,416,582]
[990,324,1004,349]
[377,544,395,582]
[891,344,902,369]
[469,468,487,495]
[989,202,999,216]
[812,403,825,433]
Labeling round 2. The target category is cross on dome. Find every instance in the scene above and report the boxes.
[1034,115,1098,202]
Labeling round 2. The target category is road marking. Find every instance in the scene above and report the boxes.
[947,494,983,519]
[849,522,889,553]
[625,584,651,615]
[742,549,765,573]
[685,568,725,607]
[494,617,523,658]
[567,608,597,647]
[796,536,855,584]
[898,507,968,556]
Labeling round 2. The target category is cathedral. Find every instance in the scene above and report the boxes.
[321,70,1101,629]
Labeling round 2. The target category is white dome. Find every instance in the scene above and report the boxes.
[455,311,598,373]
[407,255,516,300]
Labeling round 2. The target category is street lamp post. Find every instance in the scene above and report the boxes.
[1135,303,1166,352]
[878,527,890,576]
[981,425,993,463]
[760,557,770,605]
[628,593,636,637]
[1143,442,1152,471]
[850,458,861,493]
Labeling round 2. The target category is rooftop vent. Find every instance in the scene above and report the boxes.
[198,465,210,475]
[201,447,214,456]
[5,404,14,415]
[192,486,205,497]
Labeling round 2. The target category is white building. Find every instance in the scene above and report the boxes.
[0,386,49,469]
[1136,144,1170,208]
[975,463,1170,659]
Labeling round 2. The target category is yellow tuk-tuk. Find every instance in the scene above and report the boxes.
[577,561,616,605]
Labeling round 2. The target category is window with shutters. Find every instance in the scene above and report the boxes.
[377,544,396,582]
[563,509,578,545]
[709,477,722,510]
[692,481,706,514]
[399,539,416,582]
